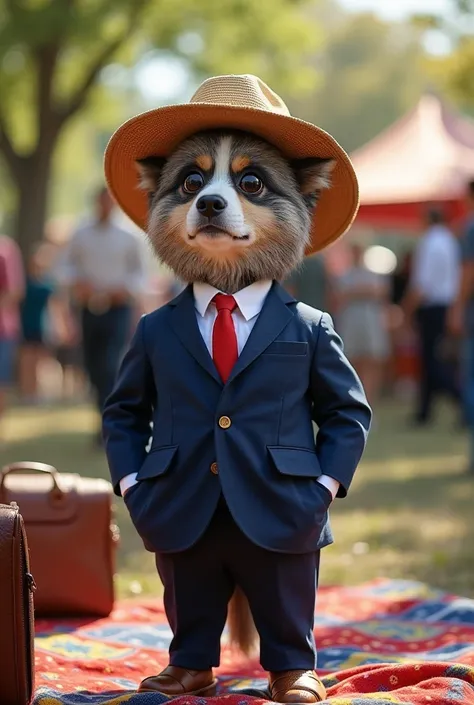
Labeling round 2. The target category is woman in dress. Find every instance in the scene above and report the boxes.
[336,243,390,404]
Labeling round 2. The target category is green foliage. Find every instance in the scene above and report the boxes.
[289,11,427,153]
[410,14,441,31]
[448,38,474,104]
[0,0,467,237]
[419,0,474,109]
[0,0,318,156]
[455,0,474,13]
[428,35,474,111]
[0,0,319,239]
[177,0,321,96]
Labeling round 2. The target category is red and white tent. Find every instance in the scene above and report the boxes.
[350,92,474,232]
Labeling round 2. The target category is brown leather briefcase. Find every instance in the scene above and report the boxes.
[0,502,35,705]
[0,462,120,618]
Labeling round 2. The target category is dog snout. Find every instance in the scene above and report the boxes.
[196,194,227,219]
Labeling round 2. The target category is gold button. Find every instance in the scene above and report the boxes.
[210,462,218,475]
[218,416,231,429]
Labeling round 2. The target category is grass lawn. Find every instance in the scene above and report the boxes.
[1,400,473,599]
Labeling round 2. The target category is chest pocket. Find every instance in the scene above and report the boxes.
[263,341,308,357]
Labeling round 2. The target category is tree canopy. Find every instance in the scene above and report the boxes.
[289,9,427,154]
[0,0,318,251]
[413,0,474,110]
[0,0,471,252]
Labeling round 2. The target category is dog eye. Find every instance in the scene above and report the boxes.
[239,174,263,195]
[183,172,204,193]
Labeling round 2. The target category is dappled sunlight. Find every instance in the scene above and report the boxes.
[361,453,466,479]
[2,404,98,442]
[1,4,473,702]
[1,401,472,599]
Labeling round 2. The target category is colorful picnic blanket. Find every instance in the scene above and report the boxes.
[33,578,474,705]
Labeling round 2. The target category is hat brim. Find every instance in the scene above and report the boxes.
[104,103,359,255]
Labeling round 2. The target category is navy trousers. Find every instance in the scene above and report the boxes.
[81,305,132,413]
[156,497,320,671]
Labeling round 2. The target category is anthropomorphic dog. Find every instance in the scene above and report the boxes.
[103,74,372,703]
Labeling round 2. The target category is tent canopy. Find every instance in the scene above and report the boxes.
[350,93,474,230]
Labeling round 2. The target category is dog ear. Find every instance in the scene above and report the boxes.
[291,157,335,209]
[136,157,167,193]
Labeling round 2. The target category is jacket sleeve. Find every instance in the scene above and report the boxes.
[102,315,155,496]
[310,312,372,497]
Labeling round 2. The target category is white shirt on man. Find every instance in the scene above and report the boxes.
[411,224,460,306]
[119,280,340,500]
[56,217,149,297]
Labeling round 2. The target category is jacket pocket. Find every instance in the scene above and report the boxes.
[267,445,322,478]
[263,341,308,356]
[137,445,178,480]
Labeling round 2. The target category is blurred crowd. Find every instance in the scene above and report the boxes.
[0,187,178,445]
[1,179,474,470]
[286,178,474,469]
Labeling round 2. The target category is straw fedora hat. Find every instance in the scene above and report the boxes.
[104,74,359,254]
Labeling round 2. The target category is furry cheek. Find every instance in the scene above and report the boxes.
[185,196,203,236]
[238,197,279,242]
[168,202,193,239]
[149,200,190,246]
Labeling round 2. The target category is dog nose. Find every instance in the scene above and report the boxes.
[196,194,227,219]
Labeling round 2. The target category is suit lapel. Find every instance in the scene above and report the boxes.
[227,282,295,384]
[170,285,222,385]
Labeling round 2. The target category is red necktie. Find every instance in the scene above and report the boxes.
[212,294,238,383]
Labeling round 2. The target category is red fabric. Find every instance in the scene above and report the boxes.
[33,578,474,703]
[212,294,238,382]
[355,200,467,231]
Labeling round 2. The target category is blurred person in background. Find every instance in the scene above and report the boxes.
[283,253,330,311]
[155,273,187,307]
[0,234,25,430]
[49,291,85,402]
[391,251,412,307]
[388,250,417,397]
[43,236,86,402]
[18,242,57,403]
[404,207,460,426]
[335,243,390,405]
[57,186,149,446]
[449,179,474,471]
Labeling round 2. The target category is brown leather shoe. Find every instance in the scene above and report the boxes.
[138,665,217,695]
[269,670,327,703]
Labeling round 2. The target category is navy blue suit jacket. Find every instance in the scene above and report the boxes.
[102,281,372,554]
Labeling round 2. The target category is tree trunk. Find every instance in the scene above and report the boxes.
[13,144,55,257]
[9,42,61,258]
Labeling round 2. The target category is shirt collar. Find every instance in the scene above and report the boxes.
[193,280,272,321]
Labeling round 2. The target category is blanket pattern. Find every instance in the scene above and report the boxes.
[33,579,474,704]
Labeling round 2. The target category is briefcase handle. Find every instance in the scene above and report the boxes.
[0,461,65,500]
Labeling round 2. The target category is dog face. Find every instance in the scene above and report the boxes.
[137,130,334,293]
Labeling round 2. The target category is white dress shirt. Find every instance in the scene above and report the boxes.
[411,225,460,306]
[55,217,149,297]
[119,280,340,500]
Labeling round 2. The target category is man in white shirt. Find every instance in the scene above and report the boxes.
[58,187,148,444]
[405,208,461,424]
